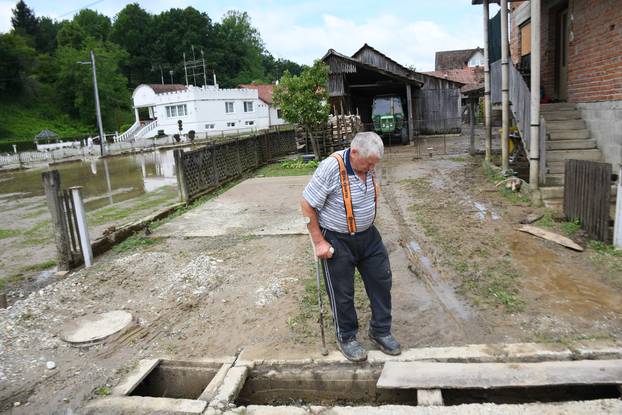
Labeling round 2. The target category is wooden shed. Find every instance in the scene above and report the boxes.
[322,44,464,138]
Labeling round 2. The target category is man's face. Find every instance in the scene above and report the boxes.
[350,149,380,174]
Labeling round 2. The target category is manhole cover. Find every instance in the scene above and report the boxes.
[60,310,133,346]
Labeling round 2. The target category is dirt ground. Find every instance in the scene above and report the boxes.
[1,134,621,414]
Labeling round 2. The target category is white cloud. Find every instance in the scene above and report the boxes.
[0,1,14,33]
[250,9,484,71]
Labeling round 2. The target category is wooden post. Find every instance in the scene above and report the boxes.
[0,292,6,308]
[501,0,510,173]
[469,99,476,156]
[69,187,93,268]
[483,0,492,161]
[173,149,188,203]
[406,83,414,145]
[42,170,71,271]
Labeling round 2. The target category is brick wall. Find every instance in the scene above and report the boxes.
[508,0,621,103]
[567,0,622,102]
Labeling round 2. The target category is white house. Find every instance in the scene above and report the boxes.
[130,83,286,139]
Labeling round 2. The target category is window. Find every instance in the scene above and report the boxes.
[277,109,283,119]
[227,122,236,127]
[205,124,215,129]
[244,101,254,112]
[165,104,186,118]
[520,21,532,57]
[225,102,234,113]
[245,120,254,126]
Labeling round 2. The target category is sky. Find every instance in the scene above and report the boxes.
[0,0,499,72]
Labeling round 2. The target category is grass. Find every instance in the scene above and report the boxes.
[112,234,156,253]
[499,187,531,205]
[255,158,318,177]
[588,241,622,286]
[0,273,27,290]
[0,229,20,239]
[89,187,178,226]
[94,386,111,396]
[560,219,581,237]
[21,260,56,272]
[535,212,555,229]
[20,220,53,246]
[460,261,524,313]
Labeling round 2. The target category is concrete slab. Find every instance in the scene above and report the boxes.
[60,310,133,346]
[113,358,160,396]
[85,396,206,414]
[377,359,622,389]
[156,176,311,237]
[224,400,622,414]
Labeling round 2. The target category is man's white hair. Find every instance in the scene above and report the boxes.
[351,131,384,159]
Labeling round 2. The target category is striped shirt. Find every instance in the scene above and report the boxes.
[303,149,377,234]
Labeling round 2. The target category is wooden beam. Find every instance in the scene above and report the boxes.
[406,83,414,144]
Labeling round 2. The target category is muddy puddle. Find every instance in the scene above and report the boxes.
[510,236,622,318]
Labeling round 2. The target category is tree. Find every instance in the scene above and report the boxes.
[55,40,129,130]
[273,61,329,160]
[111,3,153,87]
[211,11,265,86]
[73,9,111,41]
[11,0,38,37]
[262,54,305,81]
[0,33,37,96]
[57,21,88,49]
[35,17,60,53]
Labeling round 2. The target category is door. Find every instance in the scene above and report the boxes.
[557,8,569,101]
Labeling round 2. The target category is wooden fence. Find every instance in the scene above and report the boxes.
[563,159,612,242]
[175,129,296,203]
[413,89,462,135]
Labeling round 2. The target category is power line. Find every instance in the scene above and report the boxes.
[58,0,106,19]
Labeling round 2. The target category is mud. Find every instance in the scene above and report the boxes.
[0,134,620,413]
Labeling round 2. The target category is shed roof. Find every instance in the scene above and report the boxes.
[239,83,274,104]
[435,48,483,71]
[424,67,483,89]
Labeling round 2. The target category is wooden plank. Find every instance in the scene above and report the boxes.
[377,359,622,390]
[417,389,444,406]
[517,224,583,251]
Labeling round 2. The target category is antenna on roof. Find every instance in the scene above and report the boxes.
[191,45,197,86]
[213,71,217,87]
[183,53,189,86]
[201,50,207,86]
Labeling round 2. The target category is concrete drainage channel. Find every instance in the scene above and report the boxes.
[85,342,622,414]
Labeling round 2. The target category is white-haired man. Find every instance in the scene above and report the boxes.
[301,131,400,362]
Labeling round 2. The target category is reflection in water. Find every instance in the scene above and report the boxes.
[0,149,179,212]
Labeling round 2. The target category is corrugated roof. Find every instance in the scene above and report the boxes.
[148,84,187,94]
[239,83,274,104]
[435,48,482,71]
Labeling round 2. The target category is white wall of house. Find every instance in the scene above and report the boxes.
[132,85,281,137]
[468,50,485,67]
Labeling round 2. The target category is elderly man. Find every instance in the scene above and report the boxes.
[301,131,400,362]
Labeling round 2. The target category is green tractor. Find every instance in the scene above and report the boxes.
[372,94,409,145]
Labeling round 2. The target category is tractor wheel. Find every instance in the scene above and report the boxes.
[400,126,409,145]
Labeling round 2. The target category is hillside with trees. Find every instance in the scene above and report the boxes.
[0,1,304,149]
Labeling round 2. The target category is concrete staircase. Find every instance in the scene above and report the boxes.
[540,102,604,209]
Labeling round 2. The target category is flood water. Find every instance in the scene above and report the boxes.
[0,149,178,212]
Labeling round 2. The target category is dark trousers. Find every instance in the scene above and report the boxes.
[321,225,393,342]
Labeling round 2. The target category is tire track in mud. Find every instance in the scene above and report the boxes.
[380,159,488,340]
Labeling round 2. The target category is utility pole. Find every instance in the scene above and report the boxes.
[90,50,106,157]
[191,45,197,86]
[159,65,164,85]
[169,70,174,84]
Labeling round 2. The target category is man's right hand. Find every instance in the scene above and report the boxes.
[314,239,334,259]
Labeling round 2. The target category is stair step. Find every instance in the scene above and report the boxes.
[541,111,582,121]
[547,162,565,174]
[541,103,577,112]
[547,149,602,162]
[546,120,586,130]
[546,139,597,150]
[540,185,617,201]
[548,129,590,140]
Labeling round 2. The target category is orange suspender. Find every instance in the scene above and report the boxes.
[331,152,380,235]
[331,153,357,234]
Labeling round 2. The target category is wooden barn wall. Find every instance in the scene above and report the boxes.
[414,88,462,134]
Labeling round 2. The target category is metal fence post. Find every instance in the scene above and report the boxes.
[69,187,93,267]
[42,170,71,271]
[614,165,622,249]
